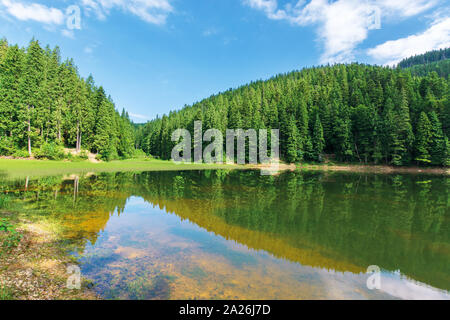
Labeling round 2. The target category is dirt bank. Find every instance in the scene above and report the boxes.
[248,163,449,175]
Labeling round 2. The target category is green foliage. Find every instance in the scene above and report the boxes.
[0,285,14,300]
[100,145,119,162]
[414,112,432,165]
[0,218,23,255]
[12,150,30,158]
[312,115,325,162]
[398,48,450,69]
[429,111,447,166]
[34,142,65,160]
[131,149,148,159]
[405,59,450,79]
[78,150,89,160]
[0,138,14,156]
[0,195,9,209]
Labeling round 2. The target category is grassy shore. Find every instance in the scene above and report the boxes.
[0,158,237,179]
[0,158,448,179]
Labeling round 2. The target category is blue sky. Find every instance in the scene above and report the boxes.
[0,0,449,122]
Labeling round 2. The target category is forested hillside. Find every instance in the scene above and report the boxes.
[404,59,450,79]
[398,48,450,69]
[398,48,450,79]
[0,39,136,160]
[138,62,449,166]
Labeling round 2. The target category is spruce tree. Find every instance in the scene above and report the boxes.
[414,112,432,165]
[285,115,300,163]
[312,115,325,162]
[429,112,446,166]
[19,40,45,156]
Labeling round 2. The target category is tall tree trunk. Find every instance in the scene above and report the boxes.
[27,107,32,157]
[79,129,82,152]
[76,120,80,153]
[46,122,49,142]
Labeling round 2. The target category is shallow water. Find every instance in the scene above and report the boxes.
[1,170,449,299]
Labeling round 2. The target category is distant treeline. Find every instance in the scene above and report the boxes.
[0,38,137,160]
[138,58,450,166]
[398,48,450,69]
[404,59,450,79]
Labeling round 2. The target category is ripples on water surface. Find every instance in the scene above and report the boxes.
[1,170,449,300]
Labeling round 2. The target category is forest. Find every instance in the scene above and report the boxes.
[403,59,450,79]
[137,49,450,166]
[0,38,137,161]
[397,48,449,69]
[1,38,449,167]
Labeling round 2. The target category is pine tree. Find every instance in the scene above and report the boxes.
[285,115,300,163]
[0,45,24,144]
[414,112,432,165]
[296,100,310,161]
[312,114,325,161]
[393,88,415,165]
[19,40,45,156]
[443,136,450,167]
[429,111,446,166]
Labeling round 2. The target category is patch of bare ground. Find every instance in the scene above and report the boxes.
[0,217,98,300]
[0,156,34,160]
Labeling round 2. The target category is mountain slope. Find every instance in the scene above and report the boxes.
[398,48,450,69]
[139,62,449,166]
[398,48,450,79]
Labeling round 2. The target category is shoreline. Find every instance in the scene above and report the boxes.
[0,213,97,300]
[295,163,449,175]
[244,163,449,175]
[0,158,448,179]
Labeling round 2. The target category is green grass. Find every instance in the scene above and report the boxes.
[0,158,238,179]
[0,285,15,300]
[0,217,23,256]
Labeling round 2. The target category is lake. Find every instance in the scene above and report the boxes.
[1,170,449,300]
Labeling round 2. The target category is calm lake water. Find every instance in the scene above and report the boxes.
[1,170,449,300]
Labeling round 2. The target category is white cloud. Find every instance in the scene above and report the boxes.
[377,0,437,17]
[0,0,64,25]
[81,0,106,20]
[367,17,450,66]
[243,0,440,64]
[81,0,173,25]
